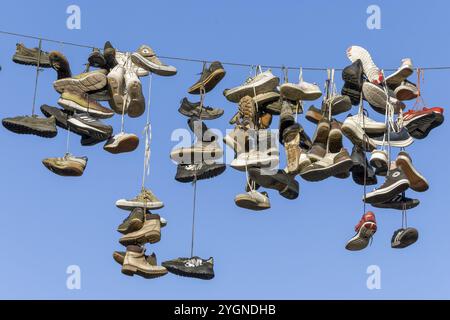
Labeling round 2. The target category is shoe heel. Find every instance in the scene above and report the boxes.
[121,264,137,276]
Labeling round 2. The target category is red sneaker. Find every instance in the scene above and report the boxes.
[422,106,444,114]
[345,211,377,251]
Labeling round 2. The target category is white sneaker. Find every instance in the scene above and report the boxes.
[369,150,388,176]
[224,70,280,103]
[230,148,279,171]
[234,190,270,211]
[124,68,145,118]
[341,116,377,151]
[116,51,149,77]
[348,114,386,135]
[103,132,139,154]
[386,58,414,88]
[280,81,322,101]
[107,64,126,114]
[347,46,383,84]
[362,82,406,115]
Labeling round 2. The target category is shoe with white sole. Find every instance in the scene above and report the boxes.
[391,227,419,249]
[170,141,223,165]
[362,82,405,115]
[395,151,429,192]
[394,80,419,101]
[42,153,88,177]
[341,115,377,151]
[386,58,414,88]
[345,211,377,251]
[121,245,167,279]
[235,190,270,211]
[131,45,177,76]
[300,148,353,182]
[223,70,279,103]
[124,68,145,118]
[53,69,107,94]
[107,64,126,114]
[346,46,383,84]
[67,113,113,140]
[348,113,386,135]
[58,90,114,119]
[372,127,414,148]
[231,148,279,172]
[116,188,164,211]
[369,150,388,176]
[103,132,139,154]
[115,51,149,77]
[280,81,322,101]
[364,168,410,204]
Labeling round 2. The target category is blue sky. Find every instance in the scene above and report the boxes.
[0,0,449,299]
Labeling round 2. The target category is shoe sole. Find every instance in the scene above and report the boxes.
[372,135,414,148]
[305,109,323,124]
[53,73,107,93]
[188,68,226,94]
[119,229,161,246]
[12,55,51,68]
[116,200,164,211]
[301,158,353,182]
[107,76,125,114]
[58,98,113,119]
[104,136,139,154]
[409,113,444,139]
[347,46,382,84]
[386,65,414,87]
[131,53,177,76]
[346,222,377,251]
[248,169,299,200]
[396,155,429,192]
[163,266,214,280]
[364,179,410,204]
[225,76,279,103]
[253,91,280,105]
[328,128,343,152]
[175,165,226,183]
[2,119,57,138]
[127,81,145,118]
[313,122,330,144]
[341,121,376,151]
[373,199,420,210]
[121,264,167,279]
[230,155,279,172]
[395,86,418,101]
[331,97,352,115]
[42,161,84,177]
[234,196,270,211]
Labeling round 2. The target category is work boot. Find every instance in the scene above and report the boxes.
[122,245,168,279]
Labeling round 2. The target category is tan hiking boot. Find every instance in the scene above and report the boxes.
[258,112,272,129]
[121,245,167,279]
[238,95,256,129]
[119,214,162,245]
[113,250,158,266]
[53,69,108,93]
[58,90,114,119]
[42,153,87,177]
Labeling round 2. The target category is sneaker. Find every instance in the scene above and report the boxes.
[40,104,71,130]
[369,150,388,176]
[391,228,419,249]
[341,82,362,106]
[345,211,377,251]
[342,59,364,89]
[253,91,280,106]
[188,61,226,94]
[328,119,344,153]
[350,146,377,185]
[346,46,383,84]
[300,148,353,182]
[12,43,51,67]
[305,105,324,124]
[372,194,420,210]
[372,127,414,148]
[107,64,126,114]
[307,142,327,162]
[394,80,419,101]
[178,98,224,120]
[248,168,299,200]
[115,51,149,77]
[224,70,279,103]
[131,45,177,76]
[347,113,386,136]
[49,51,72,79]
[171,140,223,164]
[58,91,114,119]
[121,245,167,279]
[364,168,410,204]
[103,41,117,69]
[362,82,405,115]
[117,208,145,234]
[163,257,214,280]
[80,134,108,146]
[67,113,113,140]
[280,80,322,101]
[53,69,108,94]
[341,115,377,151]
[312,118,331,145]
[235,190,270,211]
[175,162,226,183]
[113,250,158,266]
[89,88,111,101]
[88,48,106,68]
[395,151,429,192]
[42,153,87,176]
[330,95,352,115]
[119,213,162,245]
[124,69,145,118]
[283,124,302,174]
[223,126,248,155]
[116,188,164,210]
[385,58,414,88]
[403,108,444,140]
[230,148,279,172]
[2,115,57,138]
[103,132,139,154]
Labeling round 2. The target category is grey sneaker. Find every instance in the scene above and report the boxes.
[131,45,177,76]
[2,115,57,138]
[42,153,87,177]
[391,227,419,249]
[12,43,51,67]
[224,70,279,103]
[117,208,145,234]
[116,188,164,210]
[178,97,224,120]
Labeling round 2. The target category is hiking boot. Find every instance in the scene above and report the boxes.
[341,115,377,151]
[175,162,226,183]
[342,59,364,89]
[49,51,71,79]
[347,113,386,136]
[395,151,429,192]
[188,61,226,94]
[346,46,383,84]
[224,70,279,103]
[114,250,158,266]
[328,119,343,153]
[117,208,145,234]
[385,58,414,88]
[330,95,352,115]
[248,168,299,200]
[394,80,419,101]
[305,105,324,124]
[235,190,270,211]
[124,68,145,118]
[42,153,87,176]
[345,211,377,251]
[103,41,117,69]
[364,168,410,204]
[12,43,51,67]
[350,145,377,185]
[131,45,177,76]
[119,214,162,245]
[372,127,414,148]
[103,132,139,154]
[280,80,322,101]
[178,97,224,120]
[283,124,302,174]
[312,118,330,145]
[403,108,444,139]
[238,95,256,129]
[40,104,71,130]
[107,64,126,114]
[2,115,57,138]
[391,228,419,249]
[372,194,420,210]
[116,188,164,210]
[162,257,214,280]
[58,91,114,119]
[121,245,167,279]
[53,69,108,94]
[67,113,113,140]
[369,150,388,176]
[307,142,326,162]
[300,148,353,182]
[362,82,406,115]
[88,48,106,68]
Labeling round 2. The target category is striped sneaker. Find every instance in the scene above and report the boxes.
[67,113,113,140]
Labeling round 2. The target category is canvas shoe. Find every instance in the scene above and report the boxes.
[42,153,87,177]
[345,211,377,251]
[224,70,279,103]
[121,245,167,279]
[58,91,114,119]
[2,115,57,138]
[175,162,226,183]
[117,208,145,234]
[341,115,377,151]
[170,140,223,165]
[119,214,162,245]
[115,51,149,77]
[223,126,248,155]
[350,145,377,185]
[88,48,106,68]
[103,132,139,154]
[113,250,158,266]
[300,148,353,182]
[329,95,352,115]
[341,82,362,106]
[280,80,322,101]
[40,104,71,130]
[347,113,386,136]
[188,61,226,94]
[391,228,419,249]
[362,82,406,115]
[12,43,51,67]
[53,69,108,94]
[385,58,414,88]
[394,80,419,101]
[131,45,177,76]
[248,168,299,200]
[178,97,224,120]
[395,151,429,192]
[107,64,126,114]
[369,150,388,176]
[346,46,383,84]
[372,194,420,210]
[364,168,410,204]
[116,188,164,211]
[124,69,145,118]
[328,119,344,153]
[372,127,414,148]
[235,190,270,211]
[342,59,364,89]
[48,51,72,79]
[67,113,113,140]
[162,257,214,280]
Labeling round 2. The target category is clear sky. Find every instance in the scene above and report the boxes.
[0,0,449,299]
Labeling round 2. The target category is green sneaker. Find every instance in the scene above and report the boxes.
[116,188,164,211]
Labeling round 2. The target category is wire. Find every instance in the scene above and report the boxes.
[3,30,450,71]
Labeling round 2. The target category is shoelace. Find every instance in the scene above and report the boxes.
[184,258,203,268]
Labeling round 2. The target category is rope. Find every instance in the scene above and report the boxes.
[31,39,42,116]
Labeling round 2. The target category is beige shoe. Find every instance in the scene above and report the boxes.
[103,132,139,154]
[107,64,126,114]
[42,153,87,177]
[235,190,270,211]
[58,90,114,119]
[170,141,223,164]
[223,126,248,155]
[131,45,177,76]
[121,245,167,279]
[53,69,107,93]
[124,69,145,118]
[119,214,162,245]
[116,188,164,210]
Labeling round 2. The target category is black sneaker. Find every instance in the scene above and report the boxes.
[188,61,226,94]
[350,145,377,186]
[342,59,364,89]
[117,208,145,234]
[175,163,226,183]
[372,127,414,148]
[178,98,224,120]
[372,194,420,210]
[364,168,410,204]
[162,257,214,280]
[67,113,113,140]
[341,83,362,106]
[40,104,71,130]
[248,168,299,200]
[391,227,419,249]
[88,48,106,68]
[2,115,57,138]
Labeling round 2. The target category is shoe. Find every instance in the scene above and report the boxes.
[53,69,108,94]
[395,151,429,192]
[346,46,383,84]
[258,112,273,129]
[307,142,327,162]
[42,153,87,176]
[345,211,377,251]
[231,148,279,171]
[238,95,256,129]
[372,194,420,210]
[188,61,226,94]
[312,118,330,145]
[103,132,139,154]
[103,41,117,69]
[175,162,226,183]
[279,101,296,141]
[403,108,444,139]
[119,214,162,245]
[280,80,322,101]
[305,105,323,124]
[364,168,410,204]
[372,127,414,148]
[328,119,343,153]
[350,146,377,185]
[178,98,224,120]
[2,115,57,138]
[341,115,377,151]
[394,80,419,101]
[223,126,248,155]
[40,104,71,130]
[162,257,214,280]
[121,245,167,278]
[67,113,113,140]
[248,168,299,200]
[283,124,301,174]
[362,82,405,115]
[115,51,149,77]
[12,43,51,67]
[124,69,145,118]
[369,150,388,176]
[235,190,270,211]
[89,88,111,101]
[171,141,223,164]
[330,95,352,115]
[224,70,279,103]
[341,83,362,106]
[253,91,280,106]
[347,113,386,136]
[113,250,158,266]
[300,148,353,182]
[107,64,126,114]
[385,58,414,88]
[49,51,72,79]
[117,208,145,234]
[58,91,114,119]
[391,228,419,249]
[131,45,177,76]
[88,48,106,68]
[116,188,164,210]
[80,134,107,146]
[342,59,364,89]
